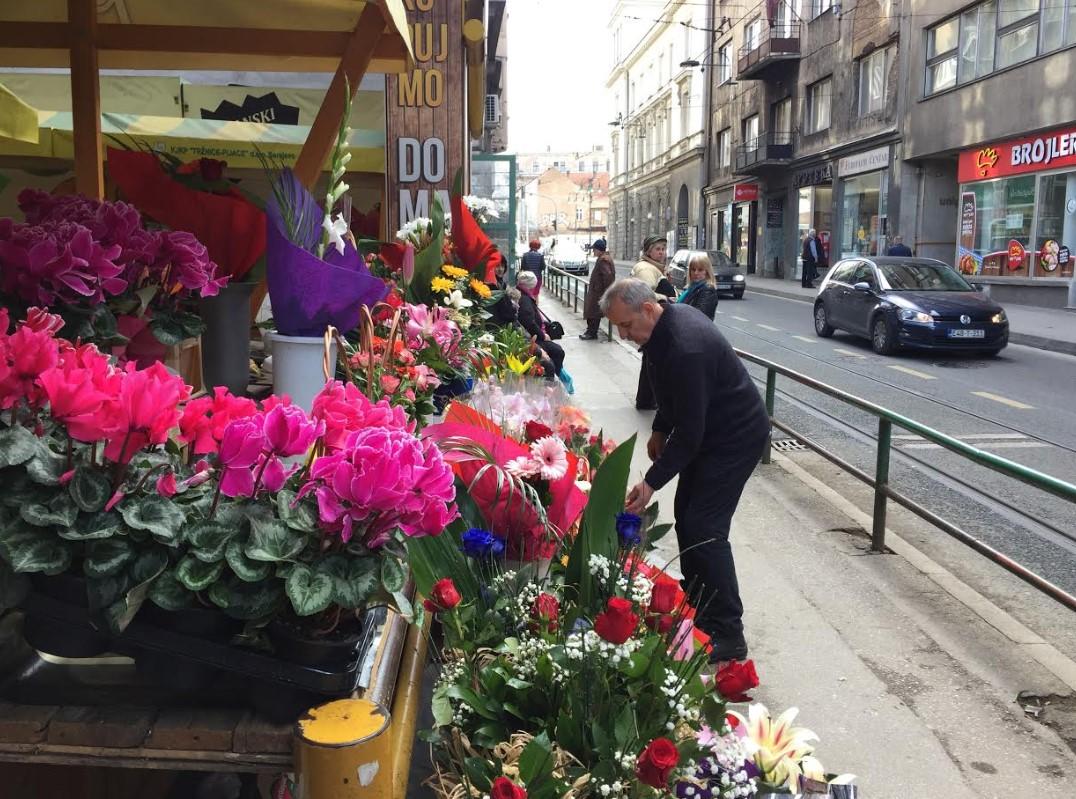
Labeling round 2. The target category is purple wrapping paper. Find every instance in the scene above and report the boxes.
[266,172,388,337]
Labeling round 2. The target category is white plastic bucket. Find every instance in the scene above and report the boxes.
[267,331,336,411]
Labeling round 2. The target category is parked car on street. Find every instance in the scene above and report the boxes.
[813,257,1009,356]
[549,243,589,275]
[667,249,746,298]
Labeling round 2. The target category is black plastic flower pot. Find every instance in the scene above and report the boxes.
[266,619,363,671]
[199,280,255,395]
[135,648,219,693]
[138,602,243,642]
[23,574,111,658]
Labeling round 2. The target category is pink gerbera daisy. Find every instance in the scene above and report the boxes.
[529,436,568,481]
[505,455,540,478]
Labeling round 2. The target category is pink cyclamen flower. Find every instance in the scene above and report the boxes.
[0,324,60,410]
[262,402,323,458]
[529,436,568,481]
[311,381,413,451]
[156,471,178,498]
[216,417,266,497]
[103,361,190,463]
[300,427,457,547]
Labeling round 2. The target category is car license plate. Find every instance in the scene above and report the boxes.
[947,328,985,339]
[717,282,733,289]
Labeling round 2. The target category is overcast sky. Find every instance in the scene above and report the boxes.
[506,0,614,154]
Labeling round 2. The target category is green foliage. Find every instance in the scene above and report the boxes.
[404,195,447,306]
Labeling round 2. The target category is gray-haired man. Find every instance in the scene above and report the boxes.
[602,278,770,663]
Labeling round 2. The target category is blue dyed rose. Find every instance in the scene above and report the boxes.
[615,512,643,547]
[461,527,505,559]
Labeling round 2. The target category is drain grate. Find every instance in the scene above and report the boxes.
[771,438,808,453]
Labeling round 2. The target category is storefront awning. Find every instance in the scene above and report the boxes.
[0,84,39,144]
[0,0,414,74]
[0,110,385,173]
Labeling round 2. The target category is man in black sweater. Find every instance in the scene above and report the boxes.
[602,278,770,663]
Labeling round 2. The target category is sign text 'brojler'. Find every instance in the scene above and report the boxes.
[958,125,1076,183]
[385,0,467,232]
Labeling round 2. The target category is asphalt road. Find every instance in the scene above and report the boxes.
[568,263,1076,594]
[717,290,1076,594]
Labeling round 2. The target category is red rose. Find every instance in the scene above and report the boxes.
[199,158,226,182]
[422,578,461,613]
[531,592,560,631]
[636,737,679,788]
[714,659,759,702]
[593,597,639,645]
[524,419,554,441]
[490,777,527,799]
[649,577,680,615]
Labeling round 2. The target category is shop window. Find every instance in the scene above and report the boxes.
[958,175,1035,277]
[858,47,889,114]
[841,171,889,258]
[1034,171,1076,277]
[805,78,831,133]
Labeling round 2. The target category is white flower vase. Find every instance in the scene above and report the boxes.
[268,331,336,411]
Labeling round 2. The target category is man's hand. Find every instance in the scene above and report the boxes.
[625,480,654,515]
[646,431,668,462]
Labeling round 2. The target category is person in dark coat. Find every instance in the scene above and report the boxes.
[604,278,770,664]
[800,228,826,288]
[518,239,546,299]
[515,270,564,379]
[486,254,517,329]
[885,235,913,256]
[580,240,616,340]
[677,252,719,321]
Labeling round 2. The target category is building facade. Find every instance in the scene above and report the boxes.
[479,0,508,154]
[607,0,709,261]
[902,0,1076,308]
[705,0,903,280]
[519,168,609,246]
[516,147,610,185]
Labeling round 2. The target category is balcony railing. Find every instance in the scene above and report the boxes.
[737,21,801,80]
[735,131,795,173]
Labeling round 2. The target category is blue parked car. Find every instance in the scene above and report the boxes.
[813,257,1009,356]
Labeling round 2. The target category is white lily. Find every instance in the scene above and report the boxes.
[442,289,473,310]
[322,213,349,256]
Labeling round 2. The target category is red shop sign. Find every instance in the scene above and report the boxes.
[1007,239,1026,271]
[733,183,759,202]
[958,125,1076,183]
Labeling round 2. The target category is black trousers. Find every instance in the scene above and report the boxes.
[801,261,817,286]
[673,440,766,645]
[636,354,656,408]
[584,317,601,336]
[538,340,564,375]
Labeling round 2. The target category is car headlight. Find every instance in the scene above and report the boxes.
[991,310,1007,324]
[899,309,934,324]
[733,274,745,281]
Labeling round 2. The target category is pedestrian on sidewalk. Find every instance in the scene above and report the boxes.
[886,234,913,257]
[800,229,825,288]
[519,239,546,301]
[677,253,719,320]
[604,278,770,664]
[581,239,616,340]
[631,235,675,410]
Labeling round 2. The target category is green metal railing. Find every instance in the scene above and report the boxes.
[742,349,1076,612]
[544,265,613,340]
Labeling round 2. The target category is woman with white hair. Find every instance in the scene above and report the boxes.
[514,270,565,381]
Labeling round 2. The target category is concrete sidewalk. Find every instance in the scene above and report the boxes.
[541,291,1076,799]
[607,259,1075,356]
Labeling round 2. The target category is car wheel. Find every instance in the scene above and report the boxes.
[871,315,898,355]
[814,303,834,337]
[984,347,1004,358]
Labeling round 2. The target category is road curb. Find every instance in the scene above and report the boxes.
[746,285,1076,356]
[770,449,1076,694]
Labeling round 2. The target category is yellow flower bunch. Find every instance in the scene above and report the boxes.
[469,278,492,299]
[431,276,455,294]
[442,264,469,279]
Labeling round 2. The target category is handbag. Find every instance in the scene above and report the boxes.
[540,308,565,340]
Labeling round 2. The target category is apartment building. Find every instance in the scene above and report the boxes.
[705,0,902,279]
[606,0,710,260]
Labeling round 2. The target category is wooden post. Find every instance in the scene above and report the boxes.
[293,2,387,189]
[68,0,103,199]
